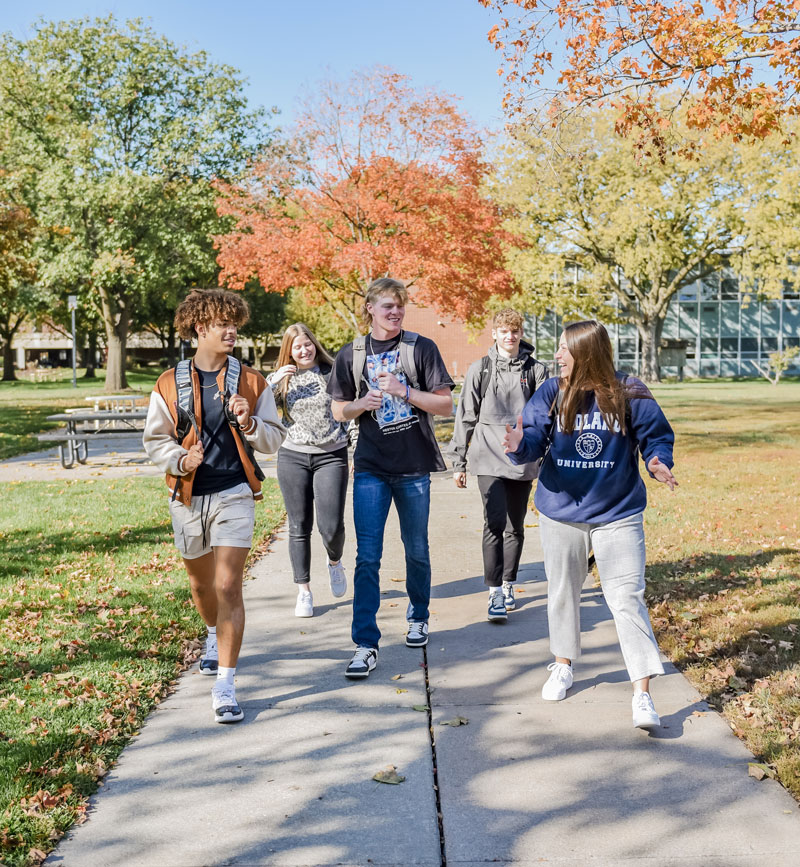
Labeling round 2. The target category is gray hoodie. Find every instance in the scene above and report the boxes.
[449,343,549,480]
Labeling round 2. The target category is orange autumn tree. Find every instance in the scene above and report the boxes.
[215,67,515,330]
[481,0,800,152]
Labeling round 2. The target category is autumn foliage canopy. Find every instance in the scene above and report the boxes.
[481,0,800,149]
[216,68,515,327]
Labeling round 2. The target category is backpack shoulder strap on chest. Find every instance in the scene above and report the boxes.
[399,331,419,389]
[174,359,195,441]
[478,354,493,401]
[351,336,367,399]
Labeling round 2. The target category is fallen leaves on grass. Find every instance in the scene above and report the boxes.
[372,766,405,785]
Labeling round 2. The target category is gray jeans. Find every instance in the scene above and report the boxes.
[539,511,664,683]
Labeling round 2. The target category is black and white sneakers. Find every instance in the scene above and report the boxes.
[345,646,379,679]
[212,685,244,724]
[405,621,429,647]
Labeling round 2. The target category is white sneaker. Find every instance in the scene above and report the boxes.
[328,561,347,598]
[198,632,218,675]
[211,684,243,724]
[541,661,573,701]
[502,581,516,610]
[295,588,313,617]
[632,691,661,729]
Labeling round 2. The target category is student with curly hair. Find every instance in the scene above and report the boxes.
[503,320,677,729]
[268,323,350,618]
[143,288,285,724]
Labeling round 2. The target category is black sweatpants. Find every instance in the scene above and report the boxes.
[477,475,533,587]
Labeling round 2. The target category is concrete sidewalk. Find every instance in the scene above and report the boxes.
[47,473,800,866]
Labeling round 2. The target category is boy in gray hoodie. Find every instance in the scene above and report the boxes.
[450,308,549,621]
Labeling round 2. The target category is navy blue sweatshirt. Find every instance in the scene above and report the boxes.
[507,375,674,523]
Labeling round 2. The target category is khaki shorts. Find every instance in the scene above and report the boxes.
[168,482,255,559]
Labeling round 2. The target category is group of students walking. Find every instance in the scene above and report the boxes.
[143,281,677,729]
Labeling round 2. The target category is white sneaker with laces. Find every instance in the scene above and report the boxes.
[211,684,243,724]
[502,581,516,610]
[295,588,313,617]
[541,661,573,701]
[328,561,347,598]
[632,691,661,729]
[199,632,218,675]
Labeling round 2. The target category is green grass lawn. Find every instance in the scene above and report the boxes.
[641,380,800,795]
[0,476,284,866]
[0,370,157,461]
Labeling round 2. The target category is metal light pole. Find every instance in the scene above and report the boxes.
[68,295,78,388]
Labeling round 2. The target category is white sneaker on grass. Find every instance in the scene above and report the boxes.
[328,561,347,598]
[295,588,313,618]
[541,661,573,701]
[632,691,661,729]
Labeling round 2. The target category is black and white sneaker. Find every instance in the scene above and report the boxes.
[199,633,218,675]
[405,620,429,647]
[212,685,244,724]
[488,590,507,622]
[345,646,378,679]
[502,581,516,611]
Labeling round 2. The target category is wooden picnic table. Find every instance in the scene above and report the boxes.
[84,394,149,412]
[38,409,148,469]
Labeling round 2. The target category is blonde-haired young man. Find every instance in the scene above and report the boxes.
[327,278,454,678]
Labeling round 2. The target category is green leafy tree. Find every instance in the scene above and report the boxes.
[491,109,800,380]
[237,282,287,370]
[0,17,267,391]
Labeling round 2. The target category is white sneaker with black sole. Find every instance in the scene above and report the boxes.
[405,621,429,647]
[541,661,573,701]
[632,691,661,729]
[328,561,347,598]
[212,685,244,724]
[345,646,378,679]
[488,589,507,622]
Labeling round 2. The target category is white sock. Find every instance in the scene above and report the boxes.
[298,585,311,595]
[207,625,217,638]
[216,666,235,690]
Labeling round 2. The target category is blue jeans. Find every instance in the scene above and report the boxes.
[351,472,432,649]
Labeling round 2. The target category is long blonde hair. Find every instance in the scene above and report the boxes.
[275,323,334,410]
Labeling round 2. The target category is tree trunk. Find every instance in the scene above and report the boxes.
[2,339,16,381]
[165,321,177,369]
[82,330,98,378]
[100,286,130,392]
[639,317,665,382]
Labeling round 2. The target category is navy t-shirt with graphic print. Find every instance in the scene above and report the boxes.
[192,366,248,496]
[327,333,454,476]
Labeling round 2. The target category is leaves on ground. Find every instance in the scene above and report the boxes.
[412,704,429,712]
[748,762,776,781]
[391,674,403,681]
[372,765,405,785]
[439,716,469,727]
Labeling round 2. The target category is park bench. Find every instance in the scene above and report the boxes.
[38,409,148,469]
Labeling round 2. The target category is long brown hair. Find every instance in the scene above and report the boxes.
[557,320,630,435]
[275,323,334,409]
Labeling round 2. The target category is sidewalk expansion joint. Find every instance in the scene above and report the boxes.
[422,644,446,867]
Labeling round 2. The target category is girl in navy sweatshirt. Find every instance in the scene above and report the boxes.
[503,320,677,729]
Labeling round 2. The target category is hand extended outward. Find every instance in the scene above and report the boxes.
[647,456,678,491]
[503,415,524,454]
[453,471,467,488]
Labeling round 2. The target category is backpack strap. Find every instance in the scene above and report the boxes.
[352,335,367,399]
[478,354,493,401]
[398,331,419,389]
[174,359,198,442]
[221,355,265,482]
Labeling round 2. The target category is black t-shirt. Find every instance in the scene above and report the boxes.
[192,367,248,496]
[327,333,454,475]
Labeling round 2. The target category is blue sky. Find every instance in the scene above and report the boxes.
[1,1,510,131]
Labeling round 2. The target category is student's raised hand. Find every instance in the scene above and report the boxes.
[453,472,467,489]
[503,415,524,454]
[647,456,678,490]
[228,393,251,429]
[362,389,383,411]
[269,364,296,385]
[376,370,403,396]
[181,442,204,473]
